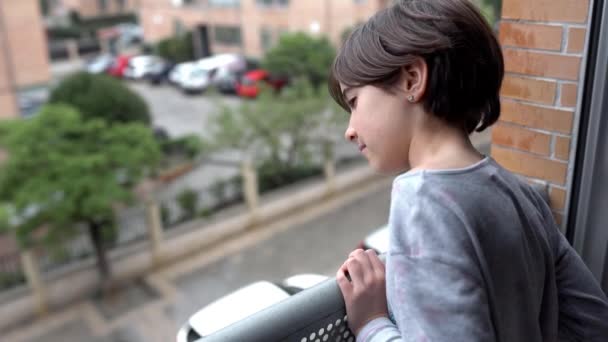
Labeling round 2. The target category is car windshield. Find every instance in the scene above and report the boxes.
[190,69,207,78]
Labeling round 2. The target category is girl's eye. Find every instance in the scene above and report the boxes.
[348,97,357,110]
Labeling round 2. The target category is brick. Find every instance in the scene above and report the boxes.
[492,123,551,155]
[500,99,573,133]
[492,145,568,184]
[555,136,571,160]
[499,22,562,51]
[501,75,557,105]
[504,49,581,81]
[567,27,587,53]
[560,83,578,107]
[502,0,589,23]
[549,186,567,211]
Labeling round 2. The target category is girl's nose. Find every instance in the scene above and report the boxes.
[344,127,358,142]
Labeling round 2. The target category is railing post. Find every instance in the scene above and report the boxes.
[145,200,164,267]
[21,249,48,316]
[241,159,259,225]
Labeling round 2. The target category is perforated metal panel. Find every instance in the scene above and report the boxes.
[287,314,354,342]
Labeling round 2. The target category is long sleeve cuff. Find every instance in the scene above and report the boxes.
[356,317,399,342]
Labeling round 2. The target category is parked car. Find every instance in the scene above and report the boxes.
[123,55,164,80]
[214,57,259,94]
[176,274,328,342]
[107,54,132,78]
[235,69,288,98]
[180,66,212,94]
[85,54,114,74]
[169,62,196,86]
[146,60,175,85]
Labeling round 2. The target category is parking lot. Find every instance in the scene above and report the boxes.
[127,81,242,140]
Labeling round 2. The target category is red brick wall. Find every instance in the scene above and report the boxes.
[492,0,591,227]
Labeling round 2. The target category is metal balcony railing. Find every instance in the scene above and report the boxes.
[200,186,550,341]
[201,275,356,342]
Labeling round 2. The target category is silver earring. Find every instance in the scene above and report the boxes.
[407,95,415,102]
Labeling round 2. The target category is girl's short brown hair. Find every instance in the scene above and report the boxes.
[329,0,504,133]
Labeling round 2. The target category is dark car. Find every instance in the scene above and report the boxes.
[146,61,175,85]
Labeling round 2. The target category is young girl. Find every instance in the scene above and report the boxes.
[330,0,608,341]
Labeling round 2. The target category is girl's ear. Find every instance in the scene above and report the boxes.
[400,57,428,102]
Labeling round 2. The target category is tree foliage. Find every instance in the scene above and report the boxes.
[262,33,336,88]
[0,105,160,278]
[210,80,347,172]
[48,72,151,125]
[155,32,195,63]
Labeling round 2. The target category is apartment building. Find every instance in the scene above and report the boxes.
[140,0,390,58]
[46,0,140,18]
[0,0,51,119]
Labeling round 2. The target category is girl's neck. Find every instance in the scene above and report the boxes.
[408,119,484,173]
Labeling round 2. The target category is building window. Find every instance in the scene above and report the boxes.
[256,0,289,7]
[174,19,186,36]
[98,0,108,12]
[116,0,126,11]
[209,0,240,6]
[214,25,242,45]
[260,27,273,51]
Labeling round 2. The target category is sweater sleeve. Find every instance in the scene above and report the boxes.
[358,176,496,342]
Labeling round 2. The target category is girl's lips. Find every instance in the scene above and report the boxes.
[359,144,367,152]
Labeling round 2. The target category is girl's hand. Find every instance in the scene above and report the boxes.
[336,249,388,336]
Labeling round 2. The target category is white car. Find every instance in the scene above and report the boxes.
[169,62,196,86]
[124,55,163,80]
[85,54,114,74]
[179,67,212,93]
[176,274,328,342]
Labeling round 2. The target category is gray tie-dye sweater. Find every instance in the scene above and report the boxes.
[357,157,608,342]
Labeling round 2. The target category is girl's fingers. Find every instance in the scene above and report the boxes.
[336,268,353,298]
[345,257,365,286]
[366,249,385,276]
[349,248,364,259]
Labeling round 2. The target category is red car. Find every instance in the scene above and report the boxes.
[107,54,131,78]
[236,69,287,98]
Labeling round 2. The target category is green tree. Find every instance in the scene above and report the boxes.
[210,80,347,179]
[48,72,151,125]
[155,32,195,63]
[0,105,160,282]
[176,189,198,221]
[262,32,336,88]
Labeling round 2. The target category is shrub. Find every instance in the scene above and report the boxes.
[48,72,151,125]
[176,189,198,221]
[155,32,195,63]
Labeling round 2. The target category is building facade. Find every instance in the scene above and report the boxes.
[0,0,51,119]
[139,0,390,58]
[47,0,140,18]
